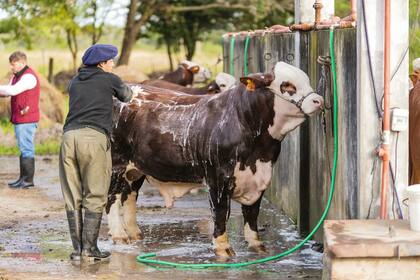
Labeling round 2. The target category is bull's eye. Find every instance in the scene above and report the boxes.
[220,84,226,87]
[280,81,297,95]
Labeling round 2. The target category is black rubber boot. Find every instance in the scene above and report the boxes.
[15,157,35,189]
[66,209,83,261]
[8,156,23,187]
[81,210,110,261]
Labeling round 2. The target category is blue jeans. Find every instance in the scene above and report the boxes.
[14,123,37,158]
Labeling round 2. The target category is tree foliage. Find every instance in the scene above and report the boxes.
[0,0,294,68]
[0,0,115,71]
[409,0,420,68]
[121,0,293,66]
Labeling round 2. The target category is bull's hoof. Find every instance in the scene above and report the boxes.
[250,243,267,255]
[112,236,130,244]
[128,232,143,242]
[215,247,236,258]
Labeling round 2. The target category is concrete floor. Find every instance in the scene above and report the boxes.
[0,156,322,279]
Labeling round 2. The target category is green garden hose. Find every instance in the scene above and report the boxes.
[243,33,251,76]
[229,35,236,76]
[137,26,339,269]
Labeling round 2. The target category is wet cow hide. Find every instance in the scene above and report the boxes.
[106,62,324,257]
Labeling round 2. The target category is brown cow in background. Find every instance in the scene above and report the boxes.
[160,60,210,87]
[143,72,236,95]
[409,58,420,184]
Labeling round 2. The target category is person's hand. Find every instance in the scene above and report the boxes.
[130,85,142,101]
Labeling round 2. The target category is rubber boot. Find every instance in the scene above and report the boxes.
[66,210,83,261]
[15,157,34,189]
[81,210,110,261]
[8,156,23,187]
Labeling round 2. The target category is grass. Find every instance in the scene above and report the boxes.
[0,40,223,157]
[0,40,224,79]
[0,118,13,135]
[0,140,60,156]
[0,116,61,156]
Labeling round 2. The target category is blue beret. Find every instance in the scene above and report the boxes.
[82,44,118,66]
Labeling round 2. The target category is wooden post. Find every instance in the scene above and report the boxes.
[48,58,54,83]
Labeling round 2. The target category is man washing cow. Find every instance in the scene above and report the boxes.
[59,44,138,261]
[107,61,324,257]
[0,51,40,189]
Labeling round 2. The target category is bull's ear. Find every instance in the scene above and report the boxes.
[190,66,200,74]
[240,73,274,91]
[207,81,220,94]
[240,77,256,91]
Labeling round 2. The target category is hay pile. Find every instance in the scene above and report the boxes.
[53,70,75,93]
[0,72,65,128]
[112,65,149,84]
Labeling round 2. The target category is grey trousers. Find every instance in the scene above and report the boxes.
[59,127,111,213]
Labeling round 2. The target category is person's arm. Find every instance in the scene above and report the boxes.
[110,74,134,102]
[0,74,37,96]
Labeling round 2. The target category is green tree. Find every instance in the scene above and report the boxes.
[0,0,115,71]
[130,0,293,68]
[409,0,420,69]
[118,0,293,66]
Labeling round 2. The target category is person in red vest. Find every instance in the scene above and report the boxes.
[0,51,40,189]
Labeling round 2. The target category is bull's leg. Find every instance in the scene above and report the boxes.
[122,191,142,241]
[241,192,266,254]
[122,176,145,242]
[209,182,235,257]
[108,194,129,244]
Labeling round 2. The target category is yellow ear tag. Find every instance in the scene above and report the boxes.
[246,79,256,91]
[191,66,200,73]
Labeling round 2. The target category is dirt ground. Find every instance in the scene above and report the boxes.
[0,156,322,280]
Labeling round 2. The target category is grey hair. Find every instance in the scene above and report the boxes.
[9,51,27,63]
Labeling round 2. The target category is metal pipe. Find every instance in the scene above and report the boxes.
[380,0,391,219]
[313,0,323,25]
[350,0,357,21]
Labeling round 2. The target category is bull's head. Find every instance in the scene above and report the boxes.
[215,72,236,92]
[268,61,324,117]
[180,60,200,74]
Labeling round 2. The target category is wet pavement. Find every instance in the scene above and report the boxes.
[0,156,322,279]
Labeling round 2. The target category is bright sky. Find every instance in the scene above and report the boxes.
[104,0,129,27]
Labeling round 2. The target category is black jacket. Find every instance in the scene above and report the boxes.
[63,66,133,136]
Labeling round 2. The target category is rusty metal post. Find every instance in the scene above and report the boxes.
[313,0,323,25]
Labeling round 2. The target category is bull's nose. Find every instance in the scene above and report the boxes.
[313,97,324,109]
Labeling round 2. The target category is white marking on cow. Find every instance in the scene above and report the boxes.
[232,160,272,206]
[244,223,263,248]
[147,176,202,208]
[122,191,142,241]
[215,72,236,92]
[267,62,321,140]
[123,161,141,185]
[213,232,234,257]
[268,97,306,140]
[194,66,212,83]
[107,194,129,244]
[413,57,420,71]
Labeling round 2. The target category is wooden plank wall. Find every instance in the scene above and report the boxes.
[222,28,357,240]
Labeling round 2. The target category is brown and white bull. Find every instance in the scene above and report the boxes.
[106,62,324,257]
